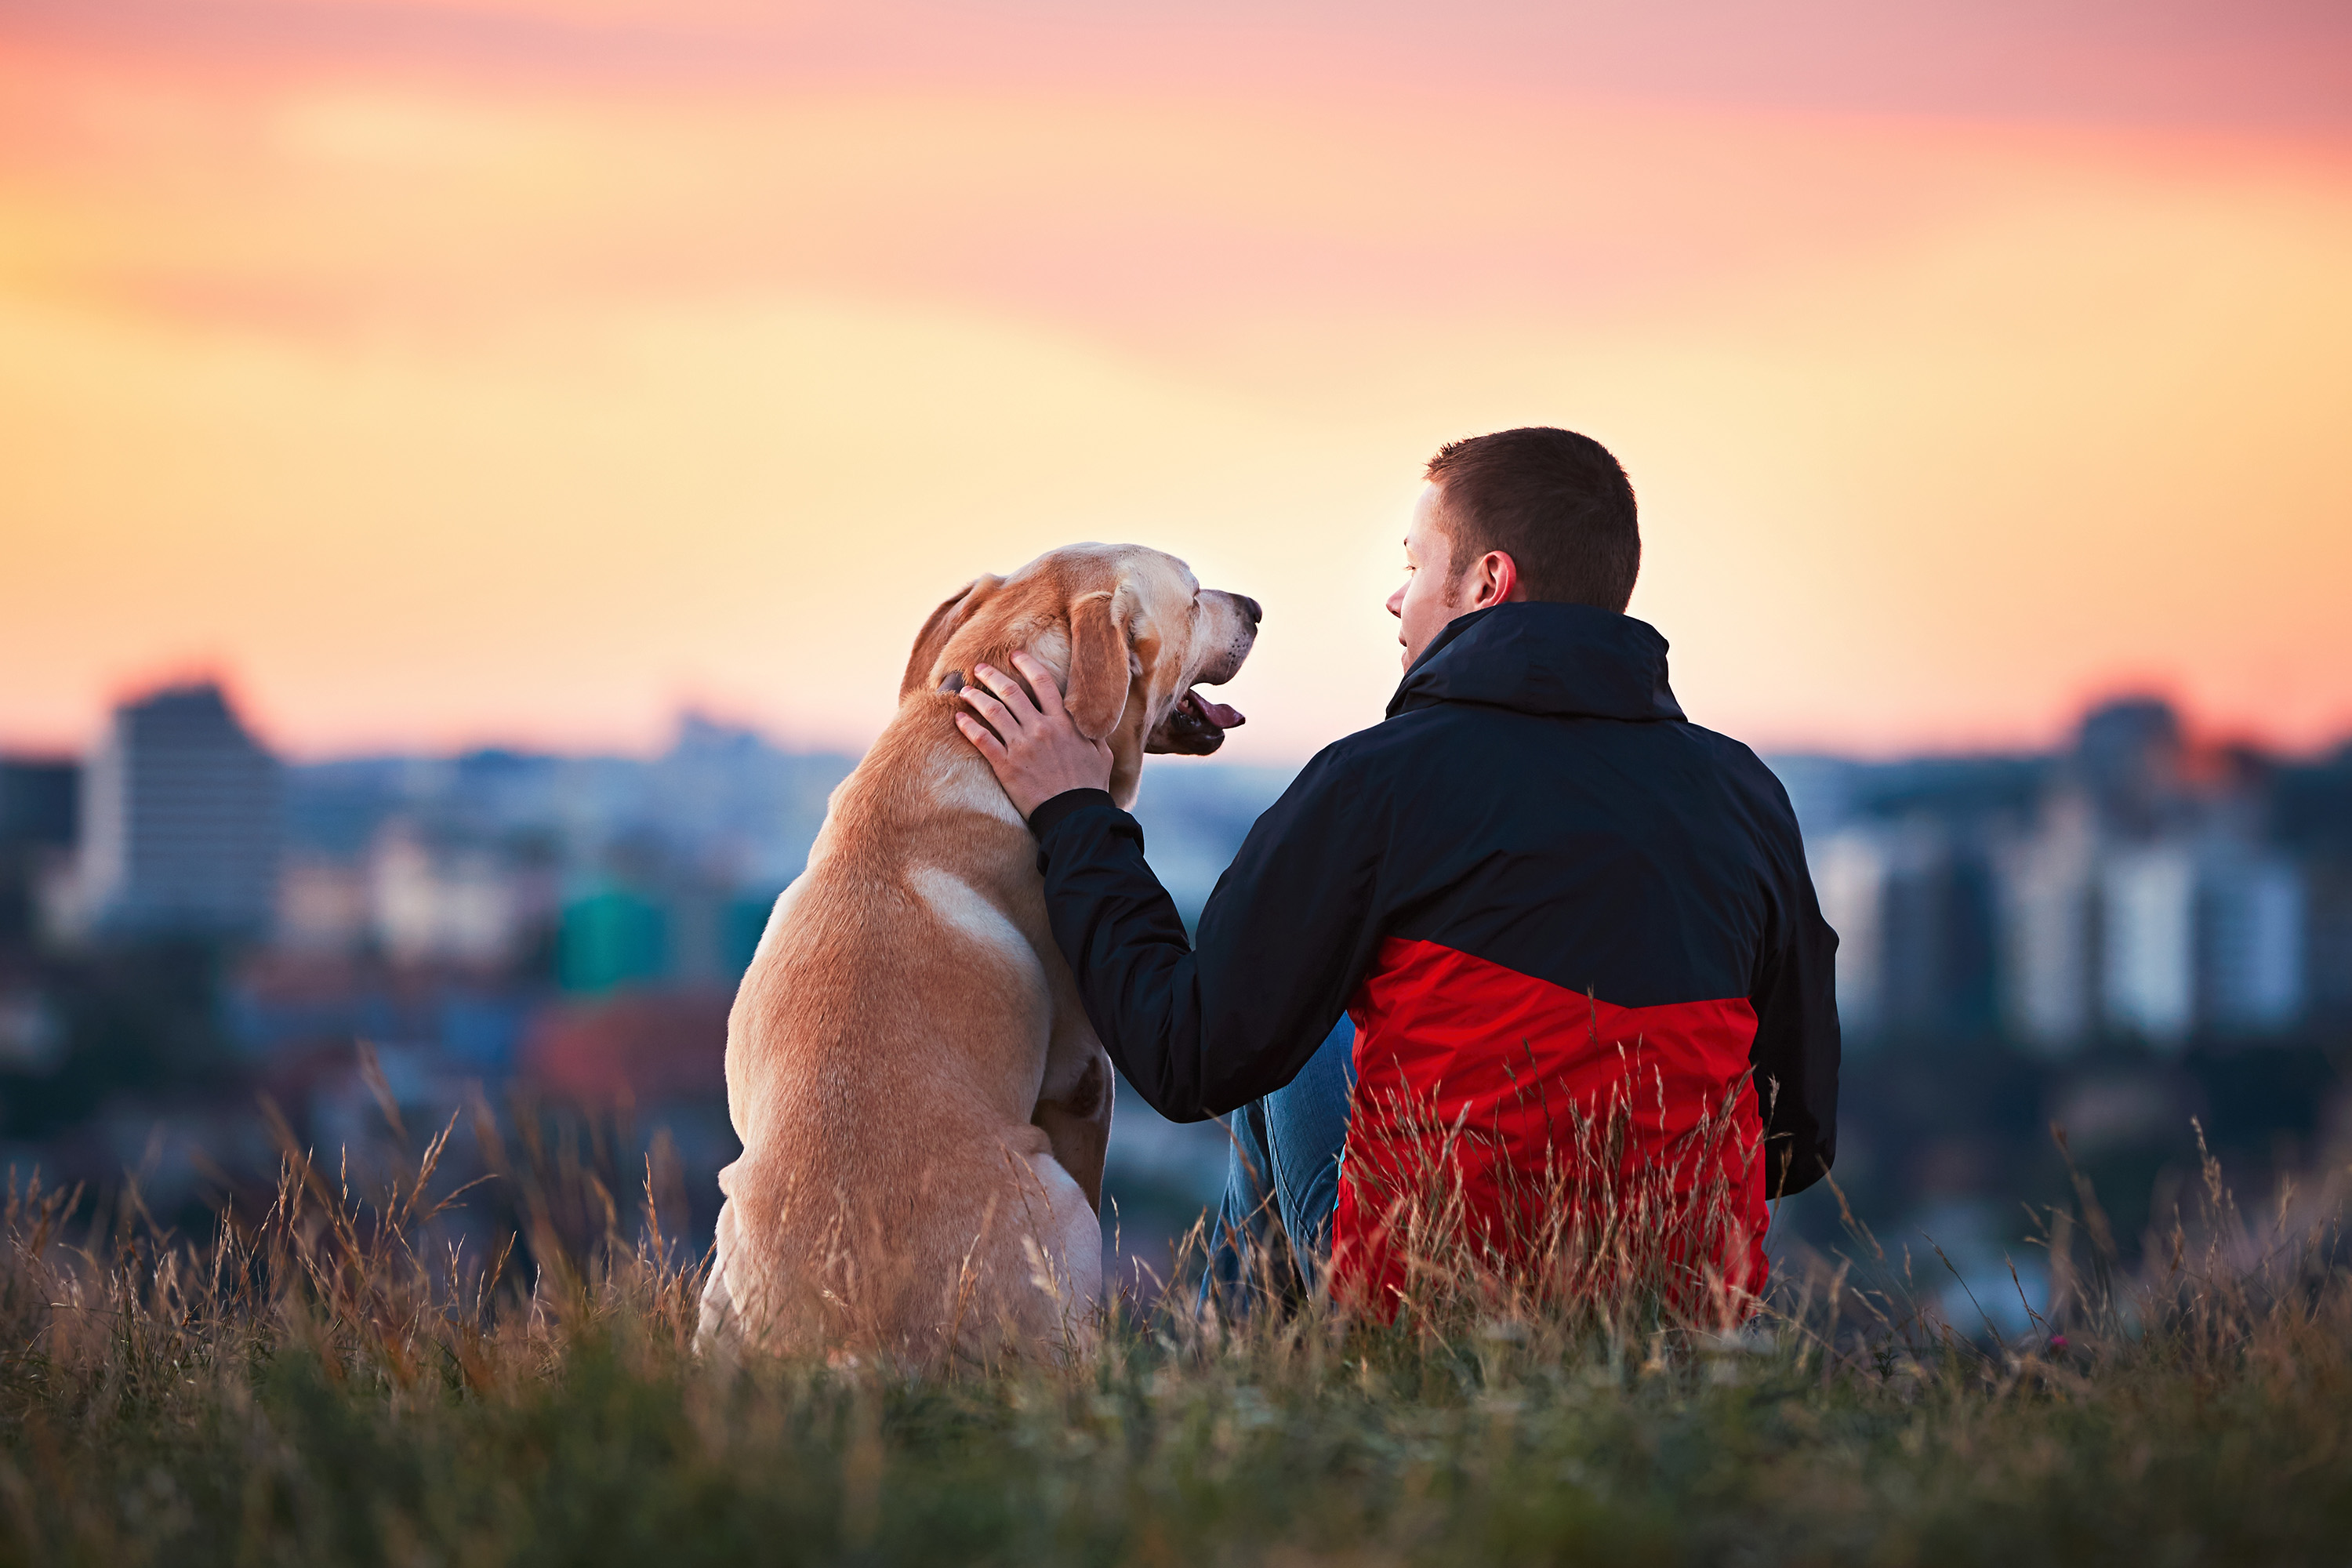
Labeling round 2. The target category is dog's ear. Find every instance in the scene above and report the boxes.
[1065,587,1138,742]
[900,575,1003,700]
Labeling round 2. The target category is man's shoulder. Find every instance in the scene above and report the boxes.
[1661,723,1811,867]
[1289,706,1463,783]
[1675,722,1796,802]
[1248,714,1446,828]
[1271,725,1399,807]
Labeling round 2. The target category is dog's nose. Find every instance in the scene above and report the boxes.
[1237,595,1263,627]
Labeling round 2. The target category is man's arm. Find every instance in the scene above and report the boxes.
[1747,786,1841,1196]
[954,652,1388,1120]
[1025,751,1387,1121]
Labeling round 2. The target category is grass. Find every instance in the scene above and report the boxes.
[0,1078,2348,1566]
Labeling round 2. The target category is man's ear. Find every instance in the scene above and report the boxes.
[899,575,1003,699]
[1065,587,1138,742]
[1470,549,1521,610]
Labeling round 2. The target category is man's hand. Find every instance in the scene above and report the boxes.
[954,652,1116,819]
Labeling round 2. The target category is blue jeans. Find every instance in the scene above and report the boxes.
[1203,1014,1356,1312]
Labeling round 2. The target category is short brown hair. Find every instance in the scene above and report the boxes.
[1424,427,1640,612]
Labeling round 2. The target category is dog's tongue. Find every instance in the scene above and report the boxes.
[1181,690,1245,730]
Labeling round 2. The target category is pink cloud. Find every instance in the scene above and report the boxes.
[5,0,2347,131]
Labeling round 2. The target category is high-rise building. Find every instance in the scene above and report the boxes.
[1997,797,2099,1054]
[2272,751,2352,1031]
[66,683,282,938]
[0,760,77,851]
[1809,827,1887,1040]
[1809,819,1998,1046]
[2198,847,2304,1036]
[2075,697,2186,839]
[2100,844,2198,1049]
[0,757,79,948]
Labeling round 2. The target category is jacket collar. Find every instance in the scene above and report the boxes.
[1385,601,1686,723]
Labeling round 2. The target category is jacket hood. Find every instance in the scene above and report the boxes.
[1386,602,1686,723]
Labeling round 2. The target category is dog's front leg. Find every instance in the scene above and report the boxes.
[1031,1047,1113,1213]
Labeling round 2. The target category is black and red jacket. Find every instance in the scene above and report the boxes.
[1029,601,1839,1305]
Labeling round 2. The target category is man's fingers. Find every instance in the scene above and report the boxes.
[1009,652,1069,720]
[953,712,1009,763]
[957,683,1020,733]
[971,662,1044,724]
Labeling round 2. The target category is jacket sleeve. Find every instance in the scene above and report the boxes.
[1027,747,1388,1123]
[1745,777,1842,1197]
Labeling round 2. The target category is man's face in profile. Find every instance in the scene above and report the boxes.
[1386,481,1463,674]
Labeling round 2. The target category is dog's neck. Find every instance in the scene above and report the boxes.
[929,710,1043,826]
[925,632,1146,811]
[931,624,1072,710]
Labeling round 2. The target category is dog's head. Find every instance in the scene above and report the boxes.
[900,543,1260,807]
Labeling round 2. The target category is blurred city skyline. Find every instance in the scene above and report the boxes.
[14,670,2349,1034]
[6,668,2348,1290]
[5,0,2350,764]
[16,666,2352,770]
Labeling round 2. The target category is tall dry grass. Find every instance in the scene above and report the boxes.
[0,1071,2348,1565]
[1279,1059,1770,1339]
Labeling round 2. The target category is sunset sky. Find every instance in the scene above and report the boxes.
[3,0,2348,766]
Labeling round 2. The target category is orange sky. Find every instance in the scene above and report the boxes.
[2,2,2349,764]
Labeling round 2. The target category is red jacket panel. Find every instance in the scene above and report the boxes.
[1333,936,1768,1314]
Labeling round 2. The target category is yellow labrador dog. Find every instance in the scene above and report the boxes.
[696,543,1258,1365]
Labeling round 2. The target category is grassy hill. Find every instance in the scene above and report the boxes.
[0,1111,2346,1566]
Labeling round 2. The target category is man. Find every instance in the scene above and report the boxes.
[953,426,1838,1315]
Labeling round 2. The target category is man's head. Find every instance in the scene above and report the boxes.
[1386,426,1641,671]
